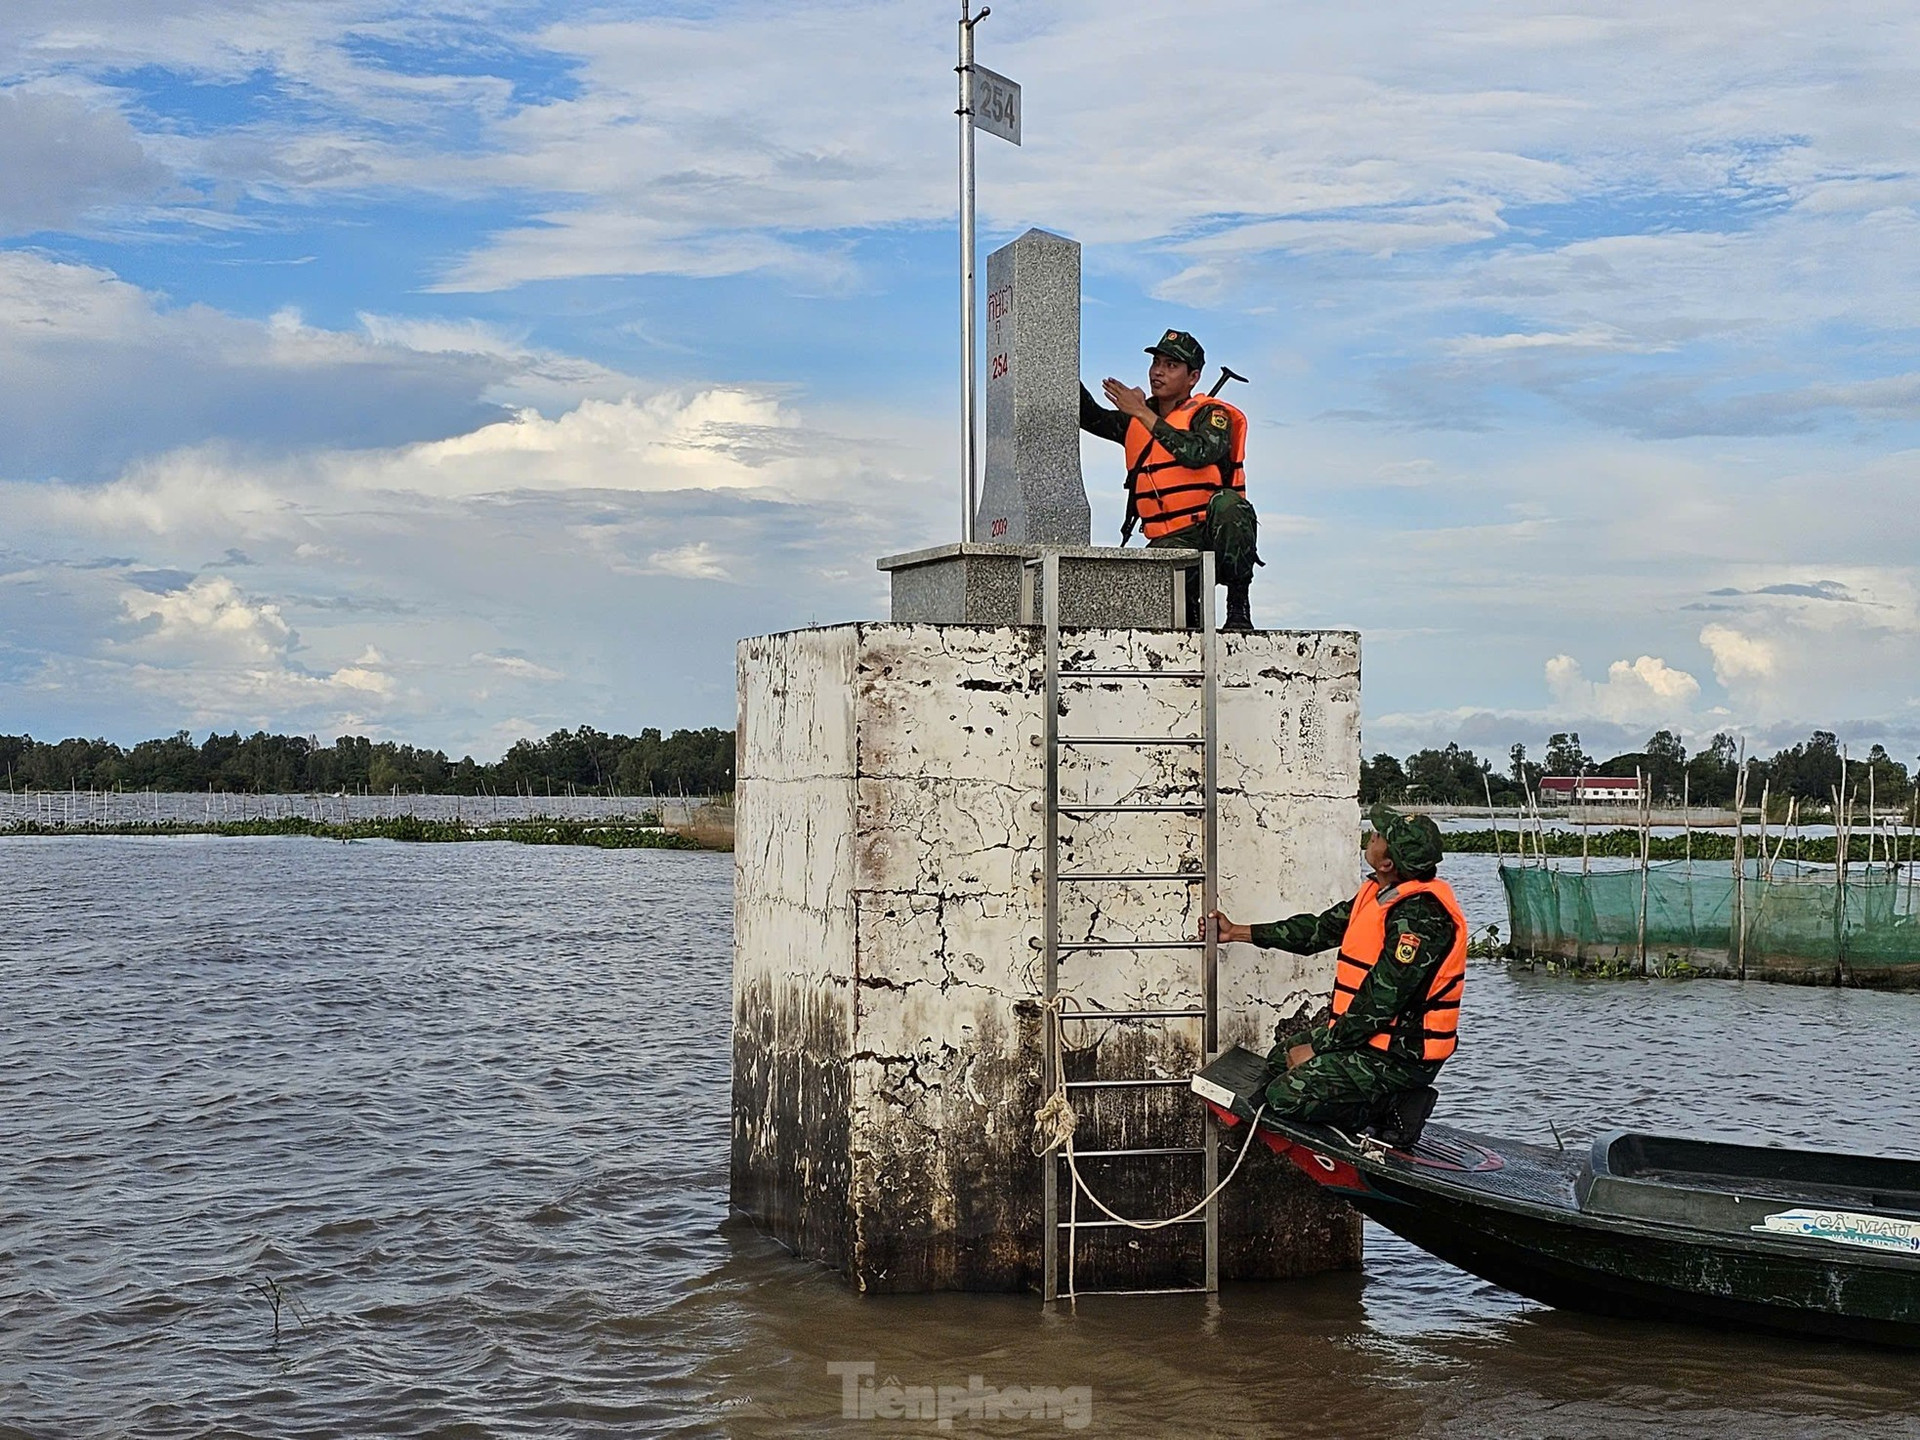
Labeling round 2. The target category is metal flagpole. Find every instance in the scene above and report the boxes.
[957,4,988,541]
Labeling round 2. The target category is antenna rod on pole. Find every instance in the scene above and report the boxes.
[957,3,988,541]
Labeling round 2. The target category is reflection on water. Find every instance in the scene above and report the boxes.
[1,841,1917,1438]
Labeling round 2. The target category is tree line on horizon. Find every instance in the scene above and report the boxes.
[1362,729,1917,811]
[9,722,1907,813]
[0,726,734,798]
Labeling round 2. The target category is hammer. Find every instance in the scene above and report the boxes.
[1208,366,1250,398]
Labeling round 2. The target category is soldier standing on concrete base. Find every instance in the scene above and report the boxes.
[1079,329,1261,630]
[1208,806,1467,1140]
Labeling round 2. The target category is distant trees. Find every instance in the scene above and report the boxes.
[0,725,735,797]
[1757,730,1842,805]
[1544,732,1591,777]
[1684,733,1741,806]
[1359,753,1408,804]
[1509,743,1543,796]
[9,717,1912,815]
[1354,727,1916,812]
[1405,743,1494,805]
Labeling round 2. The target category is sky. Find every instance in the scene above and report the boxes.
[3,1,1920,765]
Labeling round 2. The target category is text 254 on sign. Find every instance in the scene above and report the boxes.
[971,66,1021,147]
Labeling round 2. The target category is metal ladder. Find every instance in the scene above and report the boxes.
[1027,551,1220,1301]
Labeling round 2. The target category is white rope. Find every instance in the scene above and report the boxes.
[1032,996,1269,1299]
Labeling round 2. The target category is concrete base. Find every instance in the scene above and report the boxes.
[731,621,1365,1293]
[877,543,1199,627]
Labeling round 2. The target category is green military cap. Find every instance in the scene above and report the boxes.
[1369,803,1445,874]
[1145,329,1205,369]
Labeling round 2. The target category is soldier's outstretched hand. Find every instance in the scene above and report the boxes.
[1101,377,1152,422]
[1203,910,1253,944]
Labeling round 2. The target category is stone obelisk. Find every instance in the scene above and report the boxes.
[973,228,1090,547]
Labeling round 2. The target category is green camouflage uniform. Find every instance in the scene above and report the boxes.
[1078,385,1260,589]
[1249,808,1457,1123]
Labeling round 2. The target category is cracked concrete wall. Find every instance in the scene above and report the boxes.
[734,622,1364,1292]
[731,627,859,1274]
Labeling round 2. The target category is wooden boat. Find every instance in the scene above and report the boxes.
[1192,1046,1920,1347]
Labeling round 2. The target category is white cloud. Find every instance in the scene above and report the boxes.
[342,389,815,499]
[644,542,730,581]
[472,652,564,682]
[0,86,169,234]
[120,574,292,661]
[1442,326,1664,358]
[0,287,940,750]
[391,0,1920,310]
[100,574,398,724]
[1544,652,1702,724]
[1699,623,1777,687]
[0,252,514,479]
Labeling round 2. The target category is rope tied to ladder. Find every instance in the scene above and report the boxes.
[1031,994,1269,1299]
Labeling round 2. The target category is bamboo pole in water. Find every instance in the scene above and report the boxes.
[1683,771,1696,949]
[1482,771,1502,866]
[1733,751,1748,980]
[1869,764,1877,877]
[1767,798,1789,875]
[1683,772,1692,875]
[1637,768,1651,976]
[1758,781,1771,881]
[1908,785,1917,916]
[1832,766,1850,988]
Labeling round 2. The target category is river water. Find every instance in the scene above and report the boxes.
[2,839,1917,1438]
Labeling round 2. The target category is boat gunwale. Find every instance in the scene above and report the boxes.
[1228,1108,1920,1271]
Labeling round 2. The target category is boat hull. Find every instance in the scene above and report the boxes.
[1353,1174,1920,1348]
[1193,1046,1920,1348]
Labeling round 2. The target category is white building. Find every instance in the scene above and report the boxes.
[1539,775,1643,804]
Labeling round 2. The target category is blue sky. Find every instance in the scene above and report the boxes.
[4,1,1920,763]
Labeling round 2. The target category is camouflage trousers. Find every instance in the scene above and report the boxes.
[1262,1046,1440,1126]
[1147,488,1260,589]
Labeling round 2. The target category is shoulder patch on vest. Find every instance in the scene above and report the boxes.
[1208,409,1229,429]
[1392,932,1422,965]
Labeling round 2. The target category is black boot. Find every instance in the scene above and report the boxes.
[1367,1086,1438,1150]
[1223,582,1254,632]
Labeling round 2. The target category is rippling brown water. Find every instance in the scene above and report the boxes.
[3,838,1918,1438]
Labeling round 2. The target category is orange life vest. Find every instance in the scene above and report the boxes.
[1330,877,1467,1063]
[1123,396,1247,541]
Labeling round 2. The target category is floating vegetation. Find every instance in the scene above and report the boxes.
[0,813,718,851]
[1444,827,1910,865]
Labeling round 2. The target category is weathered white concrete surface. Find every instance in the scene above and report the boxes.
[729,628,859,1264]
[732,622,1363,1291]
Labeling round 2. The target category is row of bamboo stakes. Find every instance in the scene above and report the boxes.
[1484,742,1917,981]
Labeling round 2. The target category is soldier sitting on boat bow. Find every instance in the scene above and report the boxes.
[1207,806,1466,1145]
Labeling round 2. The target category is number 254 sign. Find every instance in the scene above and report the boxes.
[971,65,1021,147]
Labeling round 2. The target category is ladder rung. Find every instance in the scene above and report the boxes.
[1063,1077,1189,1089]
[1057,941,1204,953]
[1059,669,1204,681]
[1057,803,1204,814]
[1059,871,1203,883]
[1057,1218,1207,1229]
[1059,736,1205,746]
[1054,1286,1212,1296]
[1063,1146,1205,1157]
[1058,1008,1205,1021]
